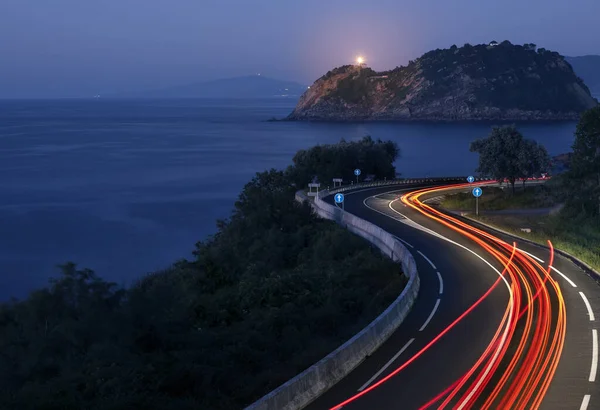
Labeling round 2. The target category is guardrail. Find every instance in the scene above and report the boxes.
[319,176,482,199]
[246,189,421,410]
[246,176,495,410]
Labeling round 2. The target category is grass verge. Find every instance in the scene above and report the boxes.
[440,184,555,211]
[467,213,600,273]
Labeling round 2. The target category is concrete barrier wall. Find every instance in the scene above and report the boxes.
[246,186,420,410]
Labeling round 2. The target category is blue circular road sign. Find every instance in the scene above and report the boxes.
[472,187,482,198]
[334,193,345,203]
[467,176,475,183]
[354,169,361,176]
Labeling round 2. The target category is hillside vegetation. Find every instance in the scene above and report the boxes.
[289,41,597,121]
[0,138,405,410]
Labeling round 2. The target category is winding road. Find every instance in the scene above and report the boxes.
[305,181,600,410]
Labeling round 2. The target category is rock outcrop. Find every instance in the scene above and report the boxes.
[288,42,598,121]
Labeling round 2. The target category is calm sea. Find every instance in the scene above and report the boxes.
[0,98,579,299]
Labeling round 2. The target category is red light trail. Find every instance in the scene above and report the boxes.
[330,182,566,410]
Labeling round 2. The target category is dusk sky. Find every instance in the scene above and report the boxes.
[2,0,599,98]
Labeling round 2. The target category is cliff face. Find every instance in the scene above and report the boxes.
[289,42,598,121]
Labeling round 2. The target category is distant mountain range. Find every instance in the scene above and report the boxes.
[106,56,598,101]
[110,75,307,99]
[566,55,600,97]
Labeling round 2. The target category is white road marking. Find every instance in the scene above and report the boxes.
[417,250,437,270]
[344,186,408,197]
[362,196,408,222]
[388,199,410,219]
[580,395,591,410]
[357,338,415,392]
[437,272,444,294]
[419,299,441,331]
[552,266,577,288]
[483,235,579,288]
[590,329,598,382]
[360,187,516,409]
[336,185,522,407]
[517,249,545,263]
[364,192,512,299]
[382,193,519,410]
[358,187,528,410]
[393,235,414,248]
[581,292,595,321]
[363,194,450,241]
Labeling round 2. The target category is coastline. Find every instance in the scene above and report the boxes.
[274,116,583,123]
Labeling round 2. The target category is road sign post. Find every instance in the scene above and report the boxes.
[467,176,475,184]
[334,192,345,211]
[307,183,320,197]
[354,169,361,184]
[472,187,482,216]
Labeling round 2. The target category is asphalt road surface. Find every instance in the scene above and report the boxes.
[304,181,600,410]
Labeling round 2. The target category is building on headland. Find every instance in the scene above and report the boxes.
[488,41,499,48]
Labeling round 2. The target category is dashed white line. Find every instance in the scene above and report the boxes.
[357,338,415,392]
[393,235,414,249]
[518,249,545,263]
[580,395,591,410]
[517,250,578,288]
[437,272,444,294]
[590,329,598,382]
[376,195,512,296]
[420,299,441,331]
[580,292,595,321]
[551,266,577,288]
[417,250,437,270]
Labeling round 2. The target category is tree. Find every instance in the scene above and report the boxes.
[289,136,399,187]
[0,138,408,409]
[570,106,600,216]
[470,125,549,193]
[517,140,550,187]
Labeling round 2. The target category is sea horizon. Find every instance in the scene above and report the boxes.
[0,98,582,300]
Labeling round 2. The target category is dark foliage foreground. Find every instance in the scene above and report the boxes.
[0,138,405,409]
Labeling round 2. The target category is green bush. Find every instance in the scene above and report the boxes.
[0,167,406,409]
[289,136,399,187]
